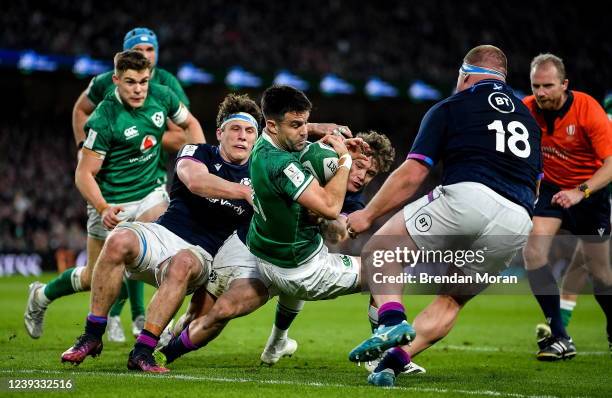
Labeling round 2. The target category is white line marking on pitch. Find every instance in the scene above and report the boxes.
[0,369,586,398]
[438,345,608,355]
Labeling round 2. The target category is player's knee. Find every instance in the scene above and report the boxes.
[104,229,139,264]
[522,243,547,268]
[166,250,199,285]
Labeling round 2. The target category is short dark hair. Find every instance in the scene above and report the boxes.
[356,131,395,173]
[114,50,151,75]
[216,93,262,129]
[261,85,312,121]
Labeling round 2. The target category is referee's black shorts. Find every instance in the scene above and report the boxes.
[534,181,611,242]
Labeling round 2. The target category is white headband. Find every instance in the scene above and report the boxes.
[220,112,259,132]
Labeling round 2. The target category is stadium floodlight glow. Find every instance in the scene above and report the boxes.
[177,63,214,85]
[408,80,442,101]
[225,66,262,88]
[73,56,112,76]
[18,50,58,72]
[273,70,309,91]
[365,76,399,98]
[320,74,355,95]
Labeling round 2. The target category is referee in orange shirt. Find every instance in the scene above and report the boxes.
[522,53,612,361]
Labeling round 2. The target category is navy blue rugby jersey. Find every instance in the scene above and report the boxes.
[407,79,542,215]
[157,144,253,256]
[341,190,365,215]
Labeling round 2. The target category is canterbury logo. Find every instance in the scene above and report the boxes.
[566,124,575,136]
[124,126,139,139]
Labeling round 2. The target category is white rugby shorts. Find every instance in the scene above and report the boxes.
[403,182,532,274]
[115,221,212,294]
[87,185,169,240]
[255,245,360,300]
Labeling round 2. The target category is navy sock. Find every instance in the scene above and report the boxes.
[527,266,568,339]
[373,347,410,376]
[85,314,107,339]
[378,302,406,327]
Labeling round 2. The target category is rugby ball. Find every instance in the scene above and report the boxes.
[299,142,339,184]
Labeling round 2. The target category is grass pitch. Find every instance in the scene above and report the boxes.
[1,274,610,397]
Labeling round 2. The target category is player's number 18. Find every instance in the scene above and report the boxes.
[487,120,530,158]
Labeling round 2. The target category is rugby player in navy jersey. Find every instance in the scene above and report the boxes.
[60,94,260,372]
[347,45,542,387]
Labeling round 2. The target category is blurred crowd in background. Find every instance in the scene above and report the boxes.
[2,1,610,97]
[0,122,86,261]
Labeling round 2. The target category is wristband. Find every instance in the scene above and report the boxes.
[339,153,352,170]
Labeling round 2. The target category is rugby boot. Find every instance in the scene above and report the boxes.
[61,333,103,365]
[349,320,415,362]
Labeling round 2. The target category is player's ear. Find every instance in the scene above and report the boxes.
[216,128,223,141]
[266,119,277,135]
[112,73,120,85]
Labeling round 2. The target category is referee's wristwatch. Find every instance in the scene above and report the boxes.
[578,183,591,199]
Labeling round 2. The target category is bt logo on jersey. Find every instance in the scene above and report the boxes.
[488,92,515,114]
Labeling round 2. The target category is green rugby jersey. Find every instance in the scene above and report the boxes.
[83,83,189,203]
[85,67,190,168]
[247,132,323,268]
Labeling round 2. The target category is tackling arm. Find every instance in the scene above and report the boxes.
[176,158,252,204]
[348,159,430,232]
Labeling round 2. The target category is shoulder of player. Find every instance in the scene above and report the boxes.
[154,67,180,83]
[92,70,114,86]
[90,97,116,119]
[178,143,214,157]
[254,143,298,171]
[148,82,172,97]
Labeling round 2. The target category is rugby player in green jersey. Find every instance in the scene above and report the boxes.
[73,27,191,153]
[24,50,205,341]
[72,28,193,341]
[247,85,367,298]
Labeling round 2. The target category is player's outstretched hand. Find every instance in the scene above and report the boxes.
[102,205,125,230]
[309,123,353,138]
[551,188,584,209]
[347,208,373,238]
